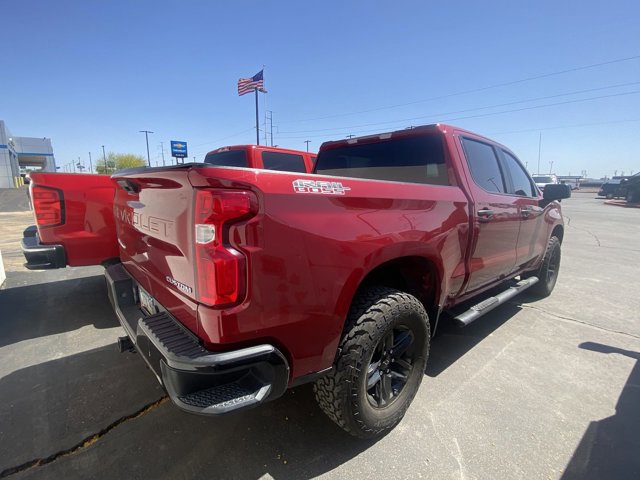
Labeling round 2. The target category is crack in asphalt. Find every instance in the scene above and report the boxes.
[0,396,168,478]
[517,303,640,340]
[564,214,602,247]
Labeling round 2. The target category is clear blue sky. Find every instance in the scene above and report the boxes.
[2,0,639,178]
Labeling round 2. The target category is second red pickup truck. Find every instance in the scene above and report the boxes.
[23,125,570,438]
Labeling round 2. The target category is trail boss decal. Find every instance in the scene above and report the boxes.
[293,179,351,195]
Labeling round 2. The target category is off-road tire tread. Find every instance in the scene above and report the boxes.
[314,287,430,438]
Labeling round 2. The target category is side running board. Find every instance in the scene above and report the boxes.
[454,277,539,327]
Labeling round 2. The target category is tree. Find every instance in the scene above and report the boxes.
[96,153,146,174]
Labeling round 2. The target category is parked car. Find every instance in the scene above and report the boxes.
[597,180,625,199]
[531,174,559,192]
[620,173,640,203]
[22,124,570,438]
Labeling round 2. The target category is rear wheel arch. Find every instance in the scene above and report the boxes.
[350,255,442,335]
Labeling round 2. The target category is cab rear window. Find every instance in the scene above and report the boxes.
[314,135,449,185]
[261,151,307,173]
[204,150,248,168]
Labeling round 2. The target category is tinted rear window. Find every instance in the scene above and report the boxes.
[314,135,449,185]
[261,151,307,173]
[204,150,248,168]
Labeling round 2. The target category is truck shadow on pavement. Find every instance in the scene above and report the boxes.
[0,277,533,479]
[0,274,118,348]
[427,303,523,377]
[0,345,376,480]
[561,342,640,480]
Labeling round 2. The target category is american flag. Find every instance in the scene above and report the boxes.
[237,70,266,96]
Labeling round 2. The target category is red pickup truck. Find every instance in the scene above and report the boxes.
[22,125,570,438]
[204,144,316,172]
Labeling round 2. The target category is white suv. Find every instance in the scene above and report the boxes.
[532,174,559,192]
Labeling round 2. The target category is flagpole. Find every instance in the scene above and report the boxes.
[255,88,260,145]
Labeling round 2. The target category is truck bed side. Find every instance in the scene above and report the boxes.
[112,166,470,380]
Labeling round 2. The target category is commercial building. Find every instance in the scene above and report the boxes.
[0,120,56,188]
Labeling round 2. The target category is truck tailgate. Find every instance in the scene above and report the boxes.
[26,172,118,267]
[112,166,203,333]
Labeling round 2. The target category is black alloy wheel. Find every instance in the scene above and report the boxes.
[366,326,416,408]
[546,247,560,283]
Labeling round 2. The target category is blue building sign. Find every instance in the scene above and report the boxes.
[170,141,188,158]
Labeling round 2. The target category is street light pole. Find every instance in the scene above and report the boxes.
[139,130,154,166]
[537,132,542,175]
[102,145,107,174]
[88,152,93,174]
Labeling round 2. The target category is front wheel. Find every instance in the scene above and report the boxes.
[528,236,561,298]
[314,287,430,438]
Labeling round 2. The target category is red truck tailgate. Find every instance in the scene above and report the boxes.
[28,172,118,266]
[112,166,204,333]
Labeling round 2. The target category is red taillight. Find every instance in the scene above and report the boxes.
[31,185,64,227]
[194,189,257,306]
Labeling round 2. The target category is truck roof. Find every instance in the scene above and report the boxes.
[318,123,506,152]
[207,144,315,156]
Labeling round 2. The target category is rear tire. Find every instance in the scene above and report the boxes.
[314,287,430,438]
[528,236,561,298]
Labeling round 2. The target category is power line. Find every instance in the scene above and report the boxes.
[487,118,640,136]
[279,54,640,124]
[278,81,640,135]
[277,90,640,139]
[189,127,255,152]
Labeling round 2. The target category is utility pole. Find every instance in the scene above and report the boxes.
[139,130,154,166]
[549,161,553,174]
[88,152,93,174]
[304,140,311,152]
[102,145,107,174]
[266,110,274,147]
[537,132,542,174]
[160,142,166,166]
[346,134,355,139]
[264,111,268,146]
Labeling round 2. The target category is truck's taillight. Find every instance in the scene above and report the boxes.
[31,185,64,227]
[194,189,257,306]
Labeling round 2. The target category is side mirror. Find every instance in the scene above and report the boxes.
[543,183,571,202]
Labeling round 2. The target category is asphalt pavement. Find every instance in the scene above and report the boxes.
[0,192,638,479]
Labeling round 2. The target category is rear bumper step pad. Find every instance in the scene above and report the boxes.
[105,263,289,415]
